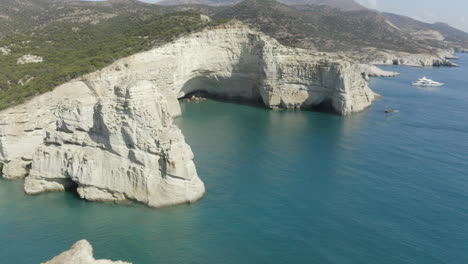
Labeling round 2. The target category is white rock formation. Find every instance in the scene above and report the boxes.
[17,54,43,64]
[347,48,459,67]
[0,46,11,55]
[87,21,376,116]
[359,64,399,80]
[24,80,204,207]
[0,21,376,207]
[42,240,131,264]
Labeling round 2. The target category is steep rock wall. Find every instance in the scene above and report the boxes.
[0,21,375,207]
[84,21,375,116]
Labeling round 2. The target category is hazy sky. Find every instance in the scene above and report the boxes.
[356,0,468,33]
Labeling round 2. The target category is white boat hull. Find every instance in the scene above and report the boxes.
[411,83,444,87]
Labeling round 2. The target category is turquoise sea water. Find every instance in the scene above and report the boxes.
[1,54,468,264]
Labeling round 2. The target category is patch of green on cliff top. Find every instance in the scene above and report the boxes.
[0,12,227,111]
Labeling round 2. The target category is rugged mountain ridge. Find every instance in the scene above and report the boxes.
[384,13,468,51]
[157,0,466,66]
[0,21,376,207]
[210,0,458,66]
[157,0,365,11]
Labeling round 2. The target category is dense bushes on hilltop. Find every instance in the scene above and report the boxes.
[0,12,220,110]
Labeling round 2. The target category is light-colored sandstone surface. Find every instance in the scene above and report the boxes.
[0,21,375,207]
[42,240,131,264]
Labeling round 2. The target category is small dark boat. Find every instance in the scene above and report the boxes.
[384,109,399,114]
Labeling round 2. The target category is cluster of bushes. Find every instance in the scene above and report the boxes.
[0,12,223,110]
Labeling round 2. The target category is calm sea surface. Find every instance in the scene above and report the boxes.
[1,54,468,264]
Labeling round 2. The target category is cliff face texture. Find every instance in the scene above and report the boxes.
[0,21,375,207]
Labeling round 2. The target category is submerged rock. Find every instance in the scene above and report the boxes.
[42,240,131,264]
[0,21,376,207]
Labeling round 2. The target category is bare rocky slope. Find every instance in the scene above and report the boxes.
[159,0,466,66]
[384,13,468,52]
[0,21,376,207]
[158,0,366,11]
[210,0,459,67]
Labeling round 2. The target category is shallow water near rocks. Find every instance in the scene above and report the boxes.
[1,54,468,264]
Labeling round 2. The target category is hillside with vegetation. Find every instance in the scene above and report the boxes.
[212,0,436,53]
[158,0,365,11]
[384,13,468,50]
[0,0,157,38]
[163,0,467,52]
[0,1,222,110]
[1,0,468,111]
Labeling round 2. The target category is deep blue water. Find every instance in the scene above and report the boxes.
[1,54,468,264]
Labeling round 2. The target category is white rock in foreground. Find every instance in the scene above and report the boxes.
[21,79,204,208]
[0,21,376,208]
[17,54,43,64]
[42,240,131,264]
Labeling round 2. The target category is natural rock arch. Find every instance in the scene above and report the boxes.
[0,21,376,207]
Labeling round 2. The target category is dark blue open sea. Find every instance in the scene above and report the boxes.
[1,54,468,264]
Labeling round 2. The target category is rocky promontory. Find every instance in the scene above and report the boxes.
[0,21,376,207]
[358,64,400,80]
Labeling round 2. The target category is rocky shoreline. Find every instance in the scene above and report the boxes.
[0,20,462,208]
[359,64,400,80]
[345,48,459,68]
[455,47,468,53]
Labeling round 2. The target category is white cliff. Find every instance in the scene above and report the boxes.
[42,240,131,264]
[0,21,376,207]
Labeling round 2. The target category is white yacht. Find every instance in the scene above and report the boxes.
[411,76,444,87]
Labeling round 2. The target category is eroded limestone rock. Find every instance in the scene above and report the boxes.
[359,64,400,80]
[0,21,376,207]
[1,159,31,179]
[22,80,205,208]
[42,240,131,264]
